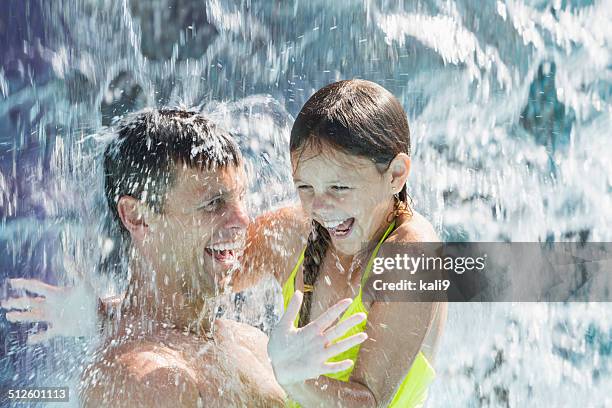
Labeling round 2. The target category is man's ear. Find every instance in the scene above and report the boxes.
[388,153,411,193]
[117,196,149,242]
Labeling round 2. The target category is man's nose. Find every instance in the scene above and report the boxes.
[223,202,250,231]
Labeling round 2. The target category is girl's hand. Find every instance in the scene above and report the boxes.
[1,277,98,344]
[267,290,368,386]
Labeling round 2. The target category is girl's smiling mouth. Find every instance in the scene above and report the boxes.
[321,217,355,239]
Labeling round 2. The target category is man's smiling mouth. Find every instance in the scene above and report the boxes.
[204,242,243,264]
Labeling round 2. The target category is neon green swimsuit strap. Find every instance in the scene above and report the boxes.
[282,248,305,327]
[283,248,304,310]
[360,220,396,289]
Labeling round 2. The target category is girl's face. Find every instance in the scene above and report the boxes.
[292,145,399,256]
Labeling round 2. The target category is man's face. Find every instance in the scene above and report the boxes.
[144,164,249,296]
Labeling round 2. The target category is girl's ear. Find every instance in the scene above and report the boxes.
[388,153,411,193]
[117,196,150,243]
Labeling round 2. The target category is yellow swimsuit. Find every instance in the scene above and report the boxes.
[281,221,435,407]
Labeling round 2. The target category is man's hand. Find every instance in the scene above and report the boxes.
[267,291,367,386]
[1,277,98,344]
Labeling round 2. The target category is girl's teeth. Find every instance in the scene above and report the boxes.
[323,219,346,228]
[325,217,354,237]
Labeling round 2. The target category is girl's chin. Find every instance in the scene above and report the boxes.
[325,217,355,239]
[329,235,362,256]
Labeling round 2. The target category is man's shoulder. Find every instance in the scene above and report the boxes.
[80,337,207,407]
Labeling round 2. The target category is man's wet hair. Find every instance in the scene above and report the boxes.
[104,108,242,237]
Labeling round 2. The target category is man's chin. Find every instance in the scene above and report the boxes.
[209,260,241,289]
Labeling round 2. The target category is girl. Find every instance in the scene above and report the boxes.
[265,79,446,407]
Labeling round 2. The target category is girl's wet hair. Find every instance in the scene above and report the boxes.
[104,108,242,238]
[290,79,411,326]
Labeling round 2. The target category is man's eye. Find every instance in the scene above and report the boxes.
[297,185,313,191]
[331,185,350,191]
[202,197,223,211]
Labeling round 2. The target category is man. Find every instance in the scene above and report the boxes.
[75,108,291,407]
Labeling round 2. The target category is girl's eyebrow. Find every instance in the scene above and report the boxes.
[293,178,351,184]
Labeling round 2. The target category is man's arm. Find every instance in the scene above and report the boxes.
[2,278,100,343]
[232,205,309,292]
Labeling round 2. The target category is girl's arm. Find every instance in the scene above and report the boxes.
[268,291,374,406]
[281,376,376,407]
[279,301,438,408]
[352,301,440,406]
[349,217,445,406]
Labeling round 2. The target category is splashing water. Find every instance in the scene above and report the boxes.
[0,0,611,406]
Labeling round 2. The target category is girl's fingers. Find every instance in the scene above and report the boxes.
[6,310,46,323]
[279,290,304,328]
[306,298,352,333]
[320,359,354,375]
[1,296,45,311]
[323,332,368,359]
[8,279,54,297]
[323,313,366,343]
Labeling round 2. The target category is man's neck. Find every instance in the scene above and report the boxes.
[120,255,215,337]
